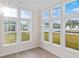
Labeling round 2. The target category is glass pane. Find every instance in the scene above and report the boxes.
[43,19,49,41]
[52,5,61,17]
[52,5,61,45]
[4,20,16,32]
[65,0,79,14]
[21,32,30,41]
[20,20,30,31]
[52,19,60,44]
[20,20,30,41]
[20,10,32,19]
[8,25,16,31]
[4,20,16,24]
[42,10,49,18]
[5,33,16,44]
[2,7,17,17]
[65,18,79,50]
[4,20,17,44]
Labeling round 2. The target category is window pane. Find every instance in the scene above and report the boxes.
[4,20,17,44]
[52,5,61,17]
[43,19,50,41]
[8,25,16,31]
[65,0,79,14]
[65,0,79,50]
[21,32,30,41]
[42,10,49,41]
[51,5,61,45]
[52,19,60,44]
[20,20,30,42]
[65,18,79,50]
[3,7,17,17]
[4,20,16,32]
[20,10,32,19]
[20,20,30,31]
[42,10,49,18]
[5,33,16,44]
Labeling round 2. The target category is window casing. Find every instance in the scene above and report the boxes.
[42,10,50,42]
[64,0,79,50]
[2,7,17,44]
[51,5,61,45]
[42,0,79,51]
[20,9,32,42]
[2,7,32,45]
[3,18,17,44]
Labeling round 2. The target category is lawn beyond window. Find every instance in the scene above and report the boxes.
[43,22,49,41]
[21,32,30,42]
[44,32,49,41]
[5,33,16,44]
[53,32,60,44]
[65,18,79,50]
[66,34,79,50]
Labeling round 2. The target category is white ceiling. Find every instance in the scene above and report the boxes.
[0,0,60,10]
[0,0,74,10]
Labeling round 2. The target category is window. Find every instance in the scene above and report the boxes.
[2,7,17,44]
[52,5,61,17]
[20,9,32,19]
[4,19,17,44]
[52,19,60,44]
[65,0,79,14]
[65,0,79,50]
[65,18,79,50]
[42,10,49,19]
[20,10,32,42]
[2,7,17,17]
[42,10,50,41]
[51,5,61,45]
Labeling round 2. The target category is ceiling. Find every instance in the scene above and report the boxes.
[0,0,74,10]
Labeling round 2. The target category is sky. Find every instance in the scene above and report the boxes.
[65,0,79,14]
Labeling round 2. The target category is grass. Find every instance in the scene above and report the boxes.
[44,32,79,50]
[44,32,49,41]
[21,32,30,42]
[53,32,60,44]
[66,34,78,50]
[5,33,16,44]
[5,32,30,44]
[5,31,79,50]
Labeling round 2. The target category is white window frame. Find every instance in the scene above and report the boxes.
[19,9,32,43]
[63,0,79,50]
[50,3,62,46]
[2,17,18,46]
[42,9,51,43]
[2,7,32,46]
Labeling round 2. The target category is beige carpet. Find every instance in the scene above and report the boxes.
[1,48,59,58]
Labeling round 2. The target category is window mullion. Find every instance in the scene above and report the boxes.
[17,9,21,43]
[60,1,66,47]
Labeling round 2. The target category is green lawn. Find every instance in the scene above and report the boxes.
[44,32,49,41]
[5,33,16,44]
[66,34,78,50]
[53,32,60,44]
[5,32,79,50]
[5,32,30,44]
[44,32,79,50]
[21,32,30,42]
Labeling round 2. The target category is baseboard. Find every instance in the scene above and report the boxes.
[0,42,39,57]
